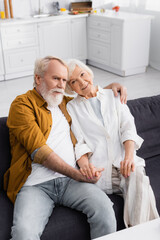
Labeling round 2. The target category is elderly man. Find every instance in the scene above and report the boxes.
[4,56,126,240]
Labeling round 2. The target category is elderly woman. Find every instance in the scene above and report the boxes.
[66,59,159,227]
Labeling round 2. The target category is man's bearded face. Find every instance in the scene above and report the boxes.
[39,81,64,107]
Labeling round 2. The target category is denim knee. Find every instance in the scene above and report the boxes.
[81,186,116,239]
[11,223,40,240]
[89,194,116,238]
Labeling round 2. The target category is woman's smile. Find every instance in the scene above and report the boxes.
[81,83,89,91]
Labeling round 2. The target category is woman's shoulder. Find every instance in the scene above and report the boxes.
[98,87,115,98]
[98,87,121,106]
[66,96,78,110]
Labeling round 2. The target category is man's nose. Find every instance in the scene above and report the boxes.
[58,79,65,88]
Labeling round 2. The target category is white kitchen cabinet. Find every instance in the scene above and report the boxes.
[87,12,152,76]
[1,23,39,80]
[0,37,4,81]
[38,20,71,59]
[0,15,88,81]
[38,17,87,61]
[0,12,152,80]
[88,16,111,65]
[71,18,87,60]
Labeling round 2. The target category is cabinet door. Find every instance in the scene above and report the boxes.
[88,41,110,65]
[0,38,4,81]
[71,18,87,60]
[110,22,123,69]
[38,21,71,59]
[4,47,39,74]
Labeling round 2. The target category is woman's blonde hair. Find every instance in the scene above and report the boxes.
[65,59,94,95]
[33,56,68,87]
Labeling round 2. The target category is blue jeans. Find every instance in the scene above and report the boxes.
[11,177,116,240]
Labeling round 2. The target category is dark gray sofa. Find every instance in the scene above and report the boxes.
[0,94,160,240]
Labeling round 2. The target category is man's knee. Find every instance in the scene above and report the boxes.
[11,223,41,240]
[88,192,116,238]
[85,188,117,231]
[92,197,116,231]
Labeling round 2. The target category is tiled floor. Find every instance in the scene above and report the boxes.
[0,66,160,117]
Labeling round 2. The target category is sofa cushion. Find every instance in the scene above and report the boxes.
[41,206,90,240]
[0,117,11,191]
[0,191,13,240]
[127,95,160,159]
[108,194,125,230]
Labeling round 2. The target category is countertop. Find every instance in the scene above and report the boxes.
[0,13,88,26]
[90,10,154,21]
[0,10,153,26]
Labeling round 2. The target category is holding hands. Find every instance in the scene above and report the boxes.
[77,154,104,183]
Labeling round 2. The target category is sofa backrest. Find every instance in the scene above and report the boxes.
[0,117,11,191]
[127,95,160,159]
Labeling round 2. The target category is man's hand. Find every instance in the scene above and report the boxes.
[104,82,127,104]
[120,157,135,178]
[43,151,103,184]
[80,168,103,184]
[77,155,104,180]
[80,162,104,179]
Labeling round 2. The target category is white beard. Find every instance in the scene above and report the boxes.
[39,82,64,107]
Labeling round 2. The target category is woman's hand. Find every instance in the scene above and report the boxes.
[120,157,135,178]
[80,162,96,179]
[121,140,135,178]
[77,154,104,179]
[80,162,104,179]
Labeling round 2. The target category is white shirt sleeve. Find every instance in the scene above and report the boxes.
[67,102,92,161]
[115,95,144,150]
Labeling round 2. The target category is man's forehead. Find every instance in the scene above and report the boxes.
[50,59,67,68]
[48,60,68,75]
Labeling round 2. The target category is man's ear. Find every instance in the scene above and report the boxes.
[35,74,41,86]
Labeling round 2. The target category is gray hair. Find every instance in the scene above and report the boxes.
[33,56,68,87]
[65,59,94,95]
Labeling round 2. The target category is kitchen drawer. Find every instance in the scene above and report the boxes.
[1,23,38,49]
[87,18,110,31]
[2,35,38,50]
[88,29,110,43]
[1,24,37,36]
[4,47,39,74]
[88,41,110,65]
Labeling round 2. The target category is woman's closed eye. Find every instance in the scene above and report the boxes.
[80,72,85,77]
[70,80,76,85]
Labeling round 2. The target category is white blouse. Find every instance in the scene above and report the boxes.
[67,87,145,193]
